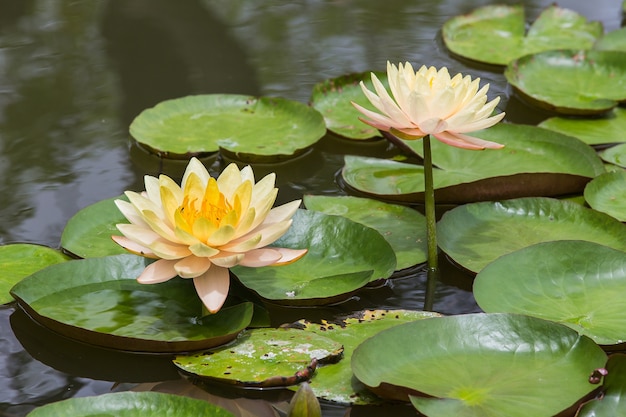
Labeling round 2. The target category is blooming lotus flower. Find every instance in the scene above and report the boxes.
[112,158,307,313]
[352,62,505,150]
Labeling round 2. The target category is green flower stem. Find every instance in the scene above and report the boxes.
[422,134,438,312]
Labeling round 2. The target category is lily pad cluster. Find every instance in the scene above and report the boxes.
[5,3,626,417]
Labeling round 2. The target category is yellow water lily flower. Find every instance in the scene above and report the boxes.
[352,61,505,150]
[112,158,307,314]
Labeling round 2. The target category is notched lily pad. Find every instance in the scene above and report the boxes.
[173,328,343,388]
[443,4,602,66]
[437,197,626,273]
[25,391,235,417]
[310,72,387,140]
[303,195,427,270]
[584,171,626,222]
[341,123,604,203]
[129,94,326,162]
[0,243,69,305]
[351,313,607,417]
[505,50,626,115]
[232,209,396,305]
[475,240,626,345]
[538,107,626,146]
[293,309,441,405]
[61,195,129,259]
[10,254,253,353]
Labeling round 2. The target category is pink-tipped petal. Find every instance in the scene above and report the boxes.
[112,235,158,258]
[272,248,308,265]
[137,259,178,284]
[238,248,284,267]
[433,131,504,150]
[193,267,230,314]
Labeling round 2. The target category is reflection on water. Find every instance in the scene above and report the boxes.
[0,0,622,415]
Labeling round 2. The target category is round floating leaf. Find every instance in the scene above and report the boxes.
[26,391,234,417]
[310,72,387,140]
[585,171,626,222]
[295,309,440,405]
[600,143,626,168]
[231,209,396,305]
[303,195,426,270]
[10,254,252,352]
[475,240,626,345]
[173,328,343,387]
[538,107,626,146]
[0,244,69,305]
[61,195,129,258]
[577,353,626,416]
[342,123,604,203]
[437,197,626,273]
[505,50,626,115]
[129,94,326,161]
[351,313,607,417]
[443,4,602,66]
[594,27,626,52]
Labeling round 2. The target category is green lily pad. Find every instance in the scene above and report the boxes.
[595,27,626,52]
[351,313,607,417]
[474,240,626,345]
[174,328,343,387]
[303,195,426,270]
[310,72,387,140]
[10,254,253,353]
[505,50,626,115]
[129,94,326,161]
[26,391,234,417]
[577,354,626,416]
[295,309,440,405]
[0,244,69,305]
[538,107,626,146]
[585,171,626,222]
[437,197,626,273]
[443,4,602,66]
[231,209,396,304]
[600,143,626,168]
[342,123,604,203]
[61,195,129,258]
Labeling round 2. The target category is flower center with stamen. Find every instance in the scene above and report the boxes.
[178,193,232,228]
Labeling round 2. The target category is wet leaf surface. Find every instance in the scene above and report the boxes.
[351,313,607,417]
[475,240,626,345]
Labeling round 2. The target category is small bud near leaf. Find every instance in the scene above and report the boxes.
[287,382,322,417]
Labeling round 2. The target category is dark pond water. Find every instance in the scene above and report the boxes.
[0,1,622,416]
